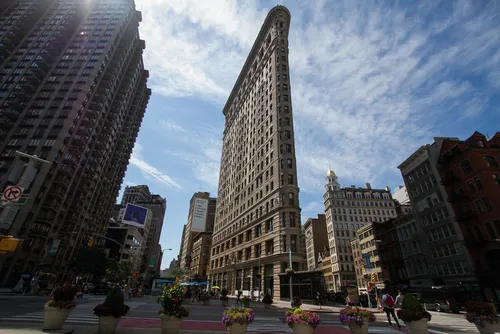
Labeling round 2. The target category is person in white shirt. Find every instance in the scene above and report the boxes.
[381,290,401,329]
[395,291,404,308]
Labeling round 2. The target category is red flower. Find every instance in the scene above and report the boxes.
[173,298,179,303]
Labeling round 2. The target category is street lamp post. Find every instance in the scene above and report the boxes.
[288,248,293,303]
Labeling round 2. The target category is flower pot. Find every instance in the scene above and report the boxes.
[264,303,271,309]
[43,306,71,330]
[476,322,500,334]
[292,322,313,334]
[160,314,183,334]
[228,323,248,334]
[221,300,229,307]
[348,322,369,334]
[98,316,120,334]
[406,318,429,334]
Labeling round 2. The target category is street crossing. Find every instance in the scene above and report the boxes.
[247,318,292,332]
[0,309,98,325]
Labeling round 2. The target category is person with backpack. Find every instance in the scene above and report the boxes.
[381,290,401,329]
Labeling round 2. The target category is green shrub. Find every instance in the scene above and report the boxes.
[93,286,130,318]
[396,294,431,323]
[262,293,273,304]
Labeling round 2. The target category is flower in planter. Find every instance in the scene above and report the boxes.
[221,307,255,327]
[285,308,320,328]
[339,307,376,326]
[465,300,500,328]
[45,284,77,310]
[158,279,189,318]
[93,286,130,318]
[396,294,431,323]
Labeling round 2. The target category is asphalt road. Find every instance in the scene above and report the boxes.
[0,294,481,333]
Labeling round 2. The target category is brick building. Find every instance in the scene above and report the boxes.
[436,131,500,299]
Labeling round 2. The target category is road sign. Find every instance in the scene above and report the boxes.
[13,195,28,205]
[2,186,24,201]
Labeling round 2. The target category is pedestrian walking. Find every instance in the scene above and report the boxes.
[346,295,354,307]
[395,291,404,308]
[236,289,242,305]
[381,290,401,329]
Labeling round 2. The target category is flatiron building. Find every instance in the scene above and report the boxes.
[209,6,305,299]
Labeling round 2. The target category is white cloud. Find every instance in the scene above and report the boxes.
[130,143,182,189]
[135,0,499,193]
[162,120,186,132]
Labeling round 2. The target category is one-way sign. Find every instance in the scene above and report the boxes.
[1,186,24,202]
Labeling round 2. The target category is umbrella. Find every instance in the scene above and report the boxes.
[212,286,220,289]
[197,281,209,285]
[180,282,191,286]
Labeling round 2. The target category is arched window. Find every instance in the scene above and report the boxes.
[484,156,498,167]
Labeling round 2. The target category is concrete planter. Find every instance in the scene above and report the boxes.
[160,314,183,334]
[228,323,248,334]
[406,318,429,334]
[43,306,71,330]
[476,322,500,334]
[98,316,120,334]
[292,323,313,334]
[348,322,369,334]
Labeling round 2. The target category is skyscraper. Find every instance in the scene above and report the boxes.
[120,185,166,282]
[0,0,150,286]
[210,6,305,299]
[323,169,397,292]
[180,192,216,268]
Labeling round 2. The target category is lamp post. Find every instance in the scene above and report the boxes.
[288,248,293,302]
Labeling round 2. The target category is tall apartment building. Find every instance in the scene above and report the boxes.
[210,6,305,299]
[180,192,216,268]
[435,131,500,297]
[121,185,151,204]
[303,214,328,271]
[323,169,397,292]
[120,185,166,282]
[0,0,150,287]
[398,138,476,288]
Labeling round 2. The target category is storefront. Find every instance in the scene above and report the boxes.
[279,270,325,304]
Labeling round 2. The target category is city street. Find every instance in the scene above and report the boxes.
[0,295,481,333]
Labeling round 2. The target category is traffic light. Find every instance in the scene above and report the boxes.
[371,273,377,282]
[0,235,22,253]
[132,272,138,278]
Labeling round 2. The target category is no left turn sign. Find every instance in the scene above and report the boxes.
[2,186,24,201]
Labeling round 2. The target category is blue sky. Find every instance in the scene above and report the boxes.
[121,0,500,269]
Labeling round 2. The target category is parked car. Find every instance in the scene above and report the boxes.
[417,287,463,313]
[92,284,110,295]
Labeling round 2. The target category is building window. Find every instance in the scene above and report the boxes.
[288,193,295,206]
[461,160,472,173]
[291,235,297,252]
[484,156,498,167]
[287,174,293,184]
[493,174,500,186]
[467,180,475,192]
[289,212,296,227]
[485,222,497,239]
[255,224,262,237]
[287,158,292,168]
[474,177,483,190]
